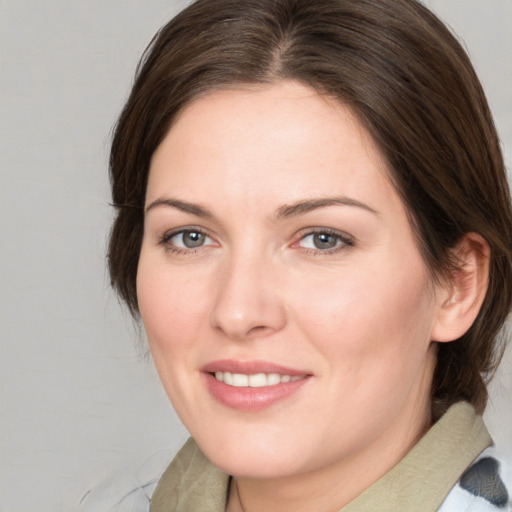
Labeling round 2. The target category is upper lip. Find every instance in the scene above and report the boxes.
[201,359,310,376]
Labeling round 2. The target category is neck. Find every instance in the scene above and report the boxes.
[228,395,432,512]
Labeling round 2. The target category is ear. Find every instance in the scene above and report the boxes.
[431,233,490,343]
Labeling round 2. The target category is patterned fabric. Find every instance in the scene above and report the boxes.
[438,447,511,512]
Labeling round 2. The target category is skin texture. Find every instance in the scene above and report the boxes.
[137,81,484,511]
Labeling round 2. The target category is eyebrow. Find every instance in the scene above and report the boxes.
[275,196,378,219]
[145,198,214,218]
[144,195,378,219]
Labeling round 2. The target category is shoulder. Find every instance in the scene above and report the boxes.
[150,438,229,512]
[78,450,172,512]
[77,440,228,512]
[438,446,511,512]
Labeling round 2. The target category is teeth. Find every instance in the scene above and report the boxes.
[213,371,303,387]
[267,373,281,385]
[232,373,249,387]
[248,373,267,387]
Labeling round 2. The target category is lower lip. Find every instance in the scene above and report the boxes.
[203,373,310,411]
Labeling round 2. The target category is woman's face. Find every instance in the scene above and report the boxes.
[137,81,445,480]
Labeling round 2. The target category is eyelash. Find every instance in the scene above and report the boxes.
[159,226,214,255]
[294,228,355,255]
[158,227,355,256]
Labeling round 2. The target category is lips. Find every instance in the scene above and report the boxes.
[201,360,311,411]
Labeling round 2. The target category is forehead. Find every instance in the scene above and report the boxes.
[159,82,379,158]
[147,81,400,215]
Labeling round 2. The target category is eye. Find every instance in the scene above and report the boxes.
[297,229,353,252]
[162,228,214,250]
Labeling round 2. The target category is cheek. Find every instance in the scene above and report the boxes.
[290,253,435,371]
[136,258,210,356]
[288,257,437,438]
[136,258,213,417]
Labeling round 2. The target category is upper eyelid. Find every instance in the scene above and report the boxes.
[161,226,213,243]
[162,225,209,236]
[159,228,218,255]
[295,227,356,251]
[152,216,224,240]
[294,227,355,242]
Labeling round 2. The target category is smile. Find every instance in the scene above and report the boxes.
[214,371,305,387]
[202,360,311,411]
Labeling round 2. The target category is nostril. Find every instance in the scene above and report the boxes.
[209,278,287,340]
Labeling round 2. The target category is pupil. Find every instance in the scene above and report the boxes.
[184,231,205,248]
[314,233,336,249]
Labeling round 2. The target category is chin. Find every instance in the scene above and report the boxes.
[207,447,304,479]
[192,423,319,479]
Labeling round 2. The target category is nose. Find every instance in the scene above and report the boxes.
[209,253,287,341]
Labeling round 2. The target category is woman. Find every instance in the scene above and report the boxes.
[107,0,512,510]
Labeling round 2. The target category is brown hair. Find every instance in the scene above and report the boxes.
[108,0,512,416]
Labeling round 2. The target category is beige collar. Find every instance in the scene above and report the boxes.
[340,401,491,511]
[150,402,491,512]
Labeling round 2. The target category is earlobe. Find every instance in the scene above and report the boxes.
[431,233,490,343]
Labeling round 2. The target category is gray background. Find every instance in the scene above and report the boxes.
[1,1,511,510]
